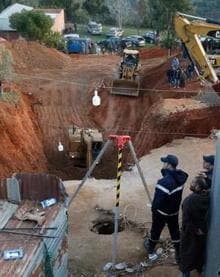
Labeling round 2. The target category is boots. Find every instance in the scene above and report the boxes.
[144,238,156,254]
[144,238,158,261]
[173,242,180,265]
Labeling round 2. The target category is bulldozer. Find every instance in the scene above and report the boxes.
[68,126,103,168]
[111,49,141,96]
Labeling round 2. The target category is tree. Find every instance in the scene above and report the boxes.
[193,0,220,18]
[74,8,89,24]
[0,46,14,95]
[0,0,12,12]
[39,0,84,22]
[105,0,132,28]
[130,0,148,32]
[16,0,40,7]
[10,10,53,42]
[148,0,192,54]
[43,31,65,49]
[83,0,109,22]
[148,0,192,33]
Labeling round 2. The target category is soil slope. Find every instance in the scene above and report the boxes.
[0,86,47,178]
[1,41,219,180]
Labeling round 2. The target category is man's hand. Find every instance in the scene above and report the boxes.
[195,228,205,236]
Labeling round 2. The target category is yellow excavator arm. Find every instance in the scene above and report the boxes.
[174,12,220,84]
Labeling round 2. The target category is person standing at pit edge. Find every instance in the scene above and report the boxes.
[179,176,210,277]
[144,154,188,263]
[199,155,215,188]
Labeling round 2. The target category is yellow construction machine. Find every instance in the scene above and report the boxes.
[201,32,220,67]
[68,126,103,168]
[111,49,141,96]
[174,12,220,91]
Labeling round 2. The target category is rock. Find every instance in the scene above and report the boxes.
[156,248,163,255]
[125,267,135,273]
[103,262,113,271]
[115,262,127,270]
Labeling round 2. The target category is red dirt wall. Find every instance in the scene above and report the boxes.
[0,87,48,178]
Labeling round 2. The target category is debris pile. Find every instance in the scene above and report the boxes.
[0,173,68,276]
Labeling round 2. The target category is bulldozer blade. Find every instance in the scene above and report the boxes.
[111,79,140,97]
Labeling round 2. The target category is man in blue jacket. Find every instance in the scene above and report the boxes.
[144,154,188,262]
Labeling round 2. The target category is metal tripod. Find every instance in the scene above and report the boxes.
[68,135,152,270]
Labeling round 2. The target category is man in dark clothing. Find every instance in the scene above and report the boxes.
[144,154,188,262]
[180,176,210,277]
[200,155,215,188]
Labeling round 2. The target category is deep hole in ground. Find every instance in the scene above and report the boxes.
[90,219,124,235]
[0,41,220,181]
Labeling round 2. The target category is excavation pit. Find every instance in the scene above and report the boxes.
[2,42,220,277]
[91,219,125,235]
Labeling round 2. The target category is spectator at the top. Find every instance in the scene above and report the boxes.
[199,155,215,188]
[172,57,180,70]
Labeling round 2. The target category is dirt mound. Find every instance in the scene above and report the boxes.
[139,47,168,59]
[141,56,201,92]
[134,100,220,158]
[7,40,70,71]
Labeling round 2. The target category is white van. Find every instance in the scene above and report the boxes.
[87,21,102,35]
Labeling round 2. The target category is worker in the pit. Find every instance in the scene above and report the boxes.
[199,155,215,188]
[144,154,188,263]
[179,176,210,277]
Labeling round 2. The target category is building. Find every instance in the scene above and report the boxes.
[34,9,65,34]
[0,3,65,40]
[0,3,33,39]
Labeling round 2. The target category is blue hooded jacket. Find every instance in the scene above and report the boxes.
[152,168,188,215]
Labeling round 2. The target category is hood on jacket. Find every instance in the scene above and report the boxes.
[161,168,188,185]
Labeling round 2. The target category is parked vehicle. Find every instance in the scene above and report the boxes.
[123,35,146,47]
[144,31,157,44]
[87,21,102,35]
[97,36,122,53]
[106,27,123,37]
[63,33,80,40]
[121,38,133,48]
[66,38,91,54]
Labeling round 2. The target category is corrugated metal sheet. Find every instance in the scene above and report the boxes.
[0,173,67,203]
[0,173,69,276]
[0,200,68,277]
[0,200,18,228]
[15,173,66,201]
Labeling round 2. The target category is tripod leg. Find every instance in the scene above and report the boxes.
[68,139,112,206]
[127,140,152,203]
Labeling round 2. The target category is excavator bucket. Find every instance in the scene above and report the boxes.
[68,126,103,168]
[111,79,140,97]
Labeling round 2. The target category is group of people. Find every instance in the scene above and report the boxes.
[166,57,195,88]
[144,153,215,276]
[97,39,127,55]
